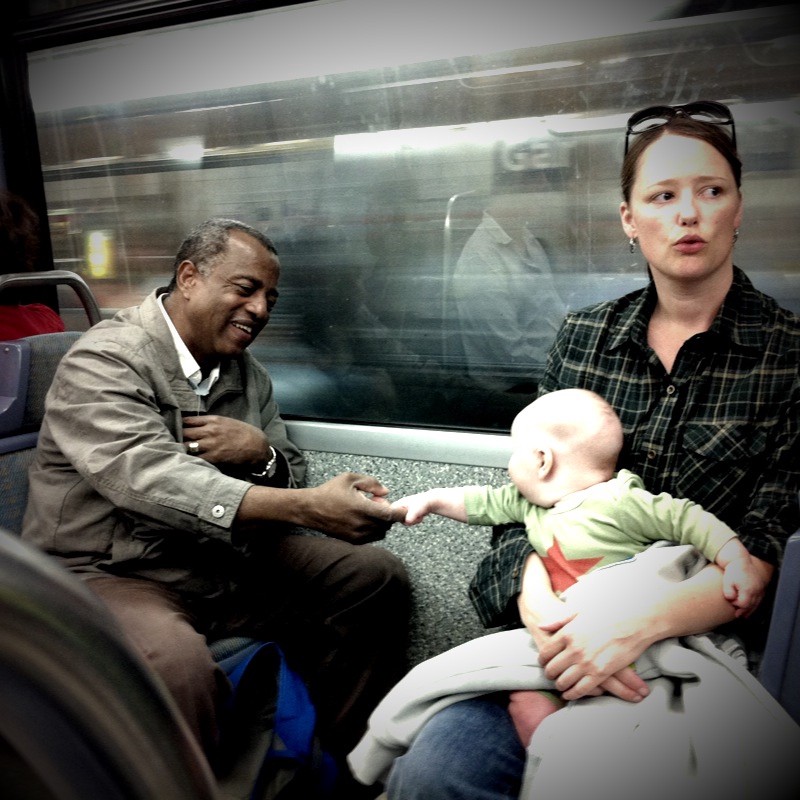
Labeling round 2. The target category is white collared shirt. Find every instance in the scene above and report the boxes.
[157,293,220,397]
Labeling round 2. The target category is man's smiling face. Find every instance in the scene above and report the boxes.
[177,230,280,369]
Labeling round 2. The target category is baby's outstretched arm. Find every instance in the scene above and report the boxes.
[391,487,471,525]
[716,538,767,618]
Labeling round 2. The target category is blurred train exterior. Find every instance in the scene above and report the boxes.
[2,0,795,432]
[1,0,799,599]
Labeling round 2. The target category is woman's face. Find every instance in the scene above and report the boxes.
[620,133,742,284]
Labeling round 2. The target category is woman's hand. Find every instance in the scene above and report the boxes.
[536,606,652,701]
[534,556,745,701]
[517,553,650,703]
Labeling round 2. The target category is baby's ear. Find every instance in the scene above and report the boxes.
[538,446,555,479]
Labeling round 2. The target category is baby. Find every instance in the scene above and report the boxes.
[393,388,765,745]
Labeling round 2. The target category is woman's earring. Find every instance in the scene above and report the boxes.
[733,228,739,245]
[629,237,637,254]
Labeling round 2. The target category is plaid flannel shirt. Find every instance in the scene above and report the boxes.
[469,267,799,628]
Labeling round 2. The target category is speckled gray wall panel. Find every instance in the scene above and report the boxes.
[303,451,509,667]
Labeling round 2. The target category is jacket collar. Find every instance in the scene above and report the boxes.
[479,212,513,245]
[136,290,245,407]
[155,292,220,395]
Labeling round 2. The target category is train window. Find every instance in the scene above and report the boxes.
[26,0,800,431]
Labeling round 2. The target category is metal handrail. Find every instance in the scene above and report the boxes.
[0,269,102,326]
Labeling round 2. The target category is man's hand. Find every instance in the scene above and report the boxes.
[299,472,406,543]
[183,415,269,466]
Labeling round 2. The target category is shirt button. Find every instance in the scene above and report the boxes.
[666,384,676,396]
[647,450,657,461]
[211,504,225,518]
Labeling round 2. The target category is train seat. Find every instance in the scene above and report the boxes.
[0,338,30,436]
[0,331,82,535]
[0,525,218,800]
[760,529,800,723]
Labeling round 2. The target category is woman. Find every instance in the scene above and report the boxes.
[384,102,799,798]
[0,190,66,339]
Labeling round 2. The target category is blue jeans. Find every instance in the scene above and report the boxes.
[386,693,525,799]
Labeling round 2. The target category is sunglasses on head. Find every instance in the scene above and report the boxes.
[624,101,736,154]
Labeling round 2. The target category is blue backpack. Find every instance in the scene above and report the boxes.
[215,641,338,799]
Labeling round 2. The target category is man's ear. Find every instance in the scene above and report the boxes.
[175,259,200,298]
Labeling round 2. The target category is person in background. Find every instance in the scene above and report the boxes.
[385,100,799,799]
[0,189,65,339]
[451,141,567,396]
[392,387,765,746]
[21,217,408,799]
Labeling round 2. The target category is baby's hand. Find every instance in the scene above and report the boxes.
[723,556,766,618]
[390,493,431,525]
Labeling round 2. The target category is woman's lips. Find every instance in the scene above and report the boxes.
[674,236,706,255]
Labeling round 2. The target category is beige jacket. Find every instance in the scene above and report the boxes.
[22,289,306,594]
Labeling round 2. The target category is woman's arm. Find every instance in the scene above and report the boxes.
[518,552,650,703]
[736,377,799,565]
[538,560,744,700]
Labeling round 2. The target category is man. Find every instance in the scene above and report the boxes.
[451,141,567,397]
[21,218,409,793]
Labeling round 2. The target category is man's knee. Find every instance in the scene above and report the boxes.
[114,600,225,722]
[361,544,409,591]
[339,544,410,619]
[142,616,217,685]
[84,575,226,756]
[88,580,212,682]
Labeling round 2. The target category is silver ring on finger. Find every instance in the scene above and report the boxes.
[188,441,200,454]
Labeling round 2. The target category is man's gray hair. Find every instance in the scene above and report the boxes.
[167,218,277,291]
